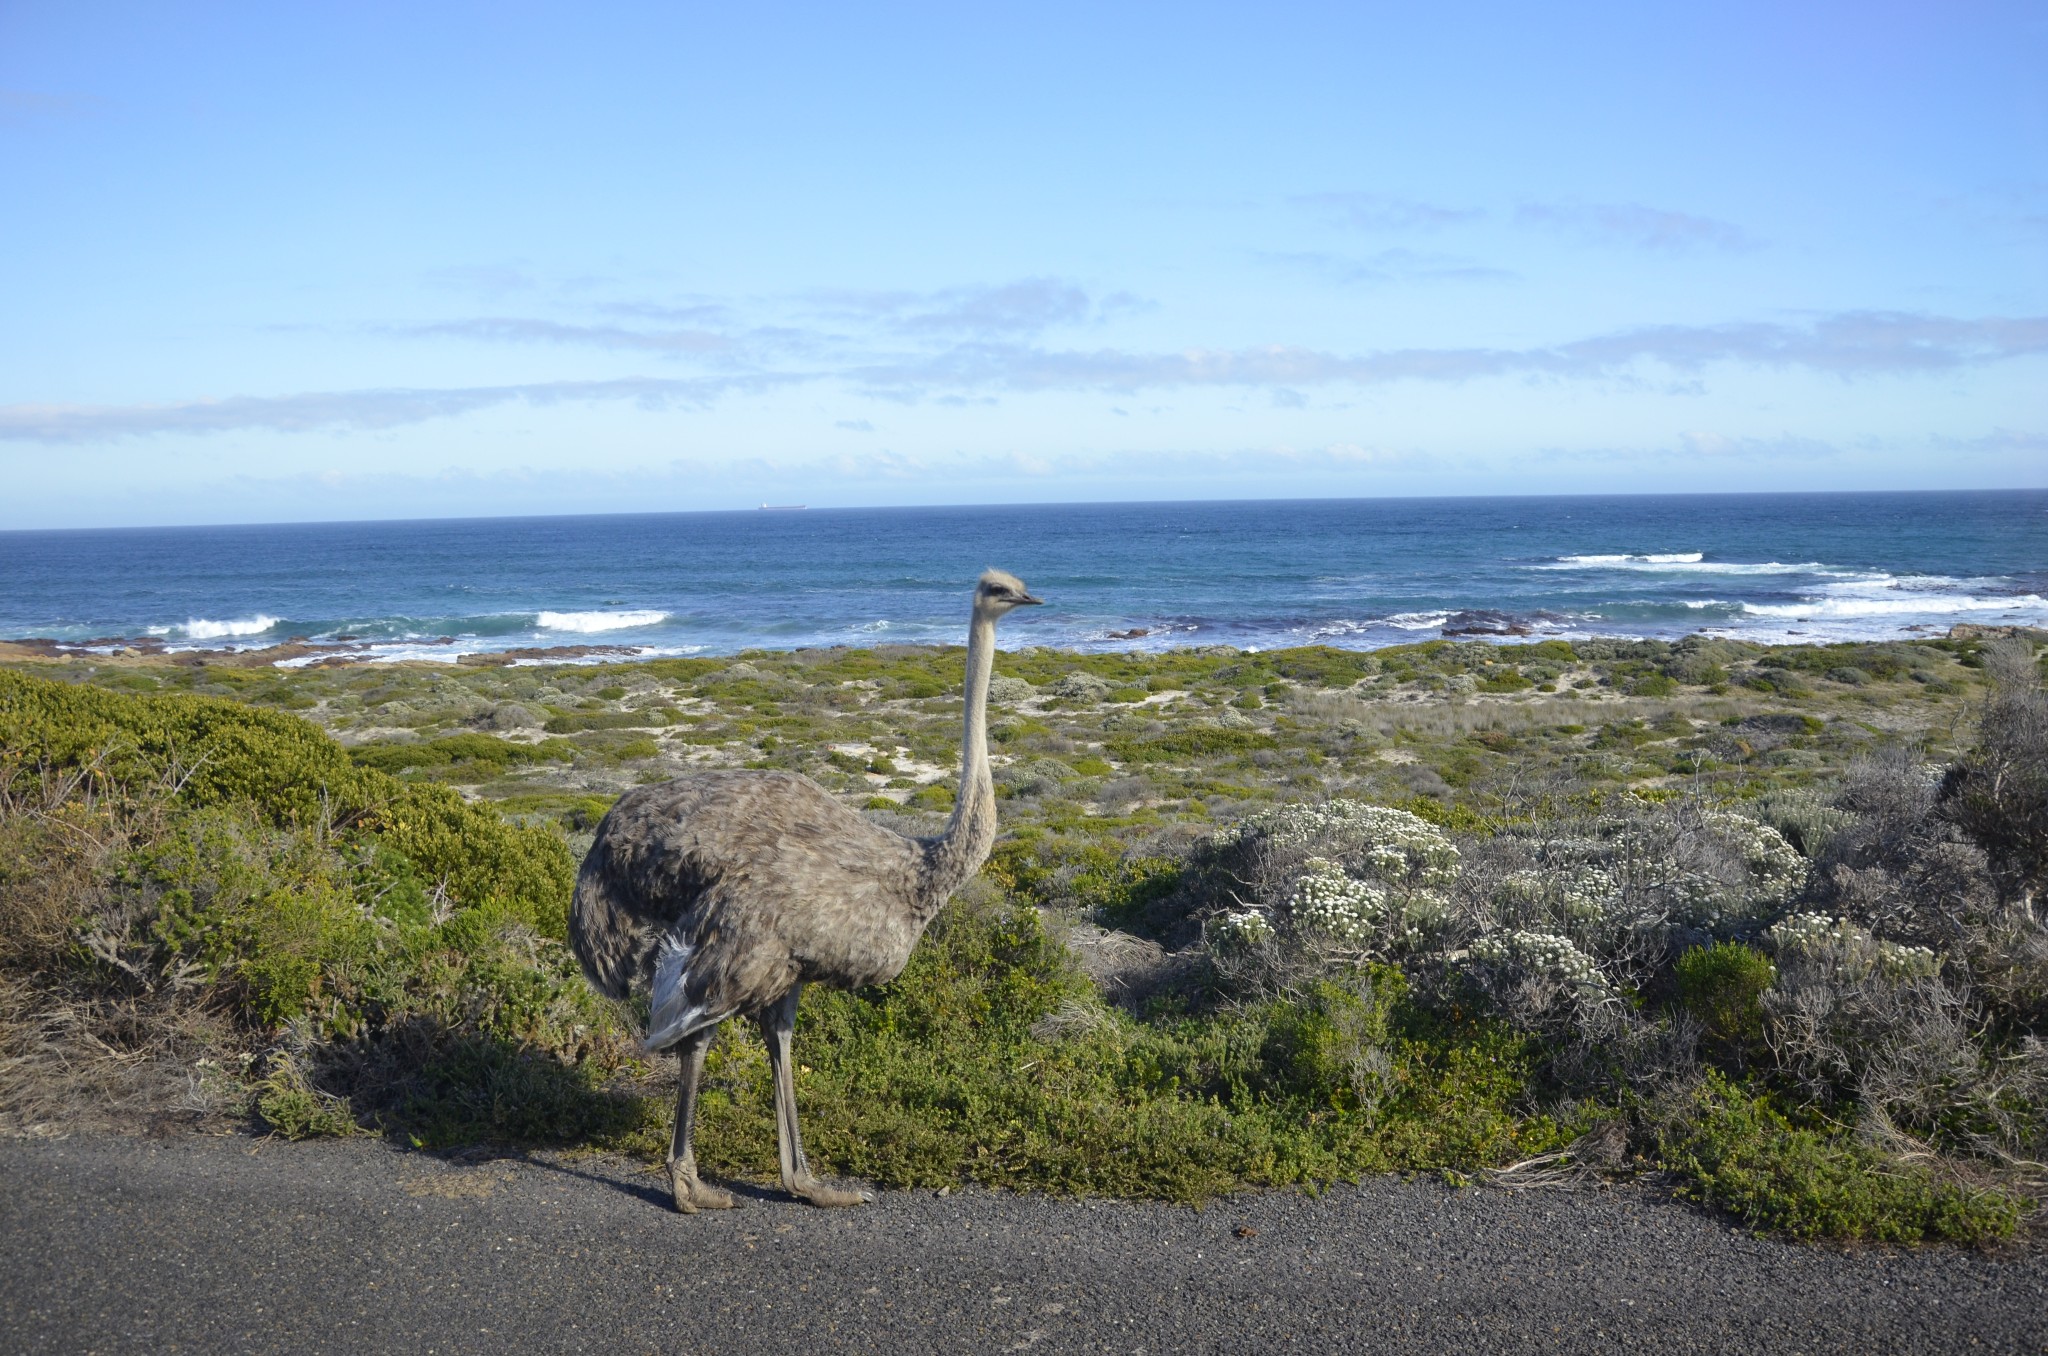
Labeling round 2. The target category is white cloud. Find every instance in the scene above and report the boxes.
[1293,192,1484,232]
[4,311,2040,443]
[1516,201,1758,252]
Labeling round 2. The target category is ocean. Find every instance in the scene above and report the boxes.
[2,491,2043,664]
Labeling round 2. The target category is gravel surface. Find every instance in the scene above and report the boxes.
[1,1134,2042,1355]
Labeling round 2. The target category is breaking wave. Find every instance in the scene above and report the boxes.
[1539,555,1845,575]
[164,615,282,640]
[535,609,669,633]
[1556,551,1703,565]
[1740,593,2048,620]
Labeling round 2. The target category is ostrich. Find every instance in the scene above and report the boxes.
[569,569,1043,1211]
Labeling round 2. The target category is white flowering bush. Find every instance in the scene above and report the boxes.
[1767,912,1938,981]
[1467,930,1606,989]
[1525,808,1806,930]
[1209,908,1274,949]
[1494,865,1618,925]
[1286,858,1389,943]
[1200,801,1461,967]
[1233,800,1460,886]
[1704,811,1808,906]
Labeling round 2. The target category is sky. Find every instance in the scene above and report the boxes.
[1,0,2043,528]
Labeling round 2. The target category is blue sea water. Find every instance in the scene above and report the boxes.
[1,491,2043,664]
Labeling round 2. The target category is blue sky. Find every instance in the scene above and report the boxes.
[2,0,2043,528]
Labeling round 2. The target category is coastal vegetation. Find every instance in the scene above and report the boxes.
[2,629,2043,1244]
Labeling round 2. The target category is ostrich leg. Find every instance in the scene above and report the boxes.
[759,985,867,1207]
[667,1028,738,1213]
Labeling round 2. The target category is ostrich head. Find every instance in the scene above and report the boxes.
[974,568,1043,618]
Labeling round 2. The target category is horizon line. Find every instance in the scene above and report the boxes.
[6,484,2045,537]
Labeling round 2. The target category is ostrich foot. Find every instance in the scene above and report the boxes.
[788,1175,870,1208]
[668,1164,740,1214]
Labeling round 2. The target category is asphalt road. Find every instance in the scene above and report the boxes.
[0,1134,2042,1355]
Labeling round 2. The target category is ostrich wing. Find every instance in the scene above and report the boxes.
[590,771,927,1047]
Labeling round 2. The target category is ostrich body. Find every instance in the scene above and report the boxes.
[569,569,1042,1210]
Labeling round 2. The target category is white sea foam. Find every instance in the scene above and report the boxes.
[535,609,668,633]
[1539,556,1846,575]
[1557,551,1704,565]
[1383,611,1452,630]
[274,643,461,668]
[1741,593,2048,620]
[179,615,281,640]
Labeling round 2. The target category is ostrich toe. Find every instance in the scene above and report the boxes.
[669,1165,740,1213]
[789,1175,869,1208]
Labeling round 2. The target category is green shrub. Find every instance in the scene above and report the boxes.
[257,1058,362,1140]
[1663,1076,2021,1243]
[1107,727,1277,763]
[350,732,574,774]
[543,709,667,733]
[0,670,574,936]
[1270,648,1381,688]
[1675,942,1775,1047]
[690,908,1570,1199]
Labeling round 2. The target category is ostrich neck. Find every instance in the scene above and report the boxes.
[920,610,998,909]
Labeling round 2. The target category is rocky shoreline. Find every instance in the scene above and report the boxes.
[3,622,2042,673]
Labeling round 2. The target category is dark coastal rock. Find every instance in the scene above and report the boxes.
[0,636,167,660]
[1441,610,1532,637]
[165,642,331,668]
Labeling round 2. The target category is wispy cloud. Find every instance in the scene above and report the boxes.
[1927,427,2048,454]
[387,317,731,355]
[6,311,2039,443]
[1516,201,1758,252]
[1675,432,1837,460]
[0,376,786,443]
[391,278,1127,360]
[601,299,736,325]
[807,278,1131,336]
[1533,432,1840,465]
[1291,191,1756,253]
[848,311,2048,396]
[421,263,539,296]
[895,279,1093,334]
[1293,192,1483,232]
[1263,248,1515,286]
[663,441,1432,485]
[834,418,876,432]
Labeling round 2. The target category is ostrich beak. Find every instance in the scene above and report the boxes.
[1018,593,1045,606]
